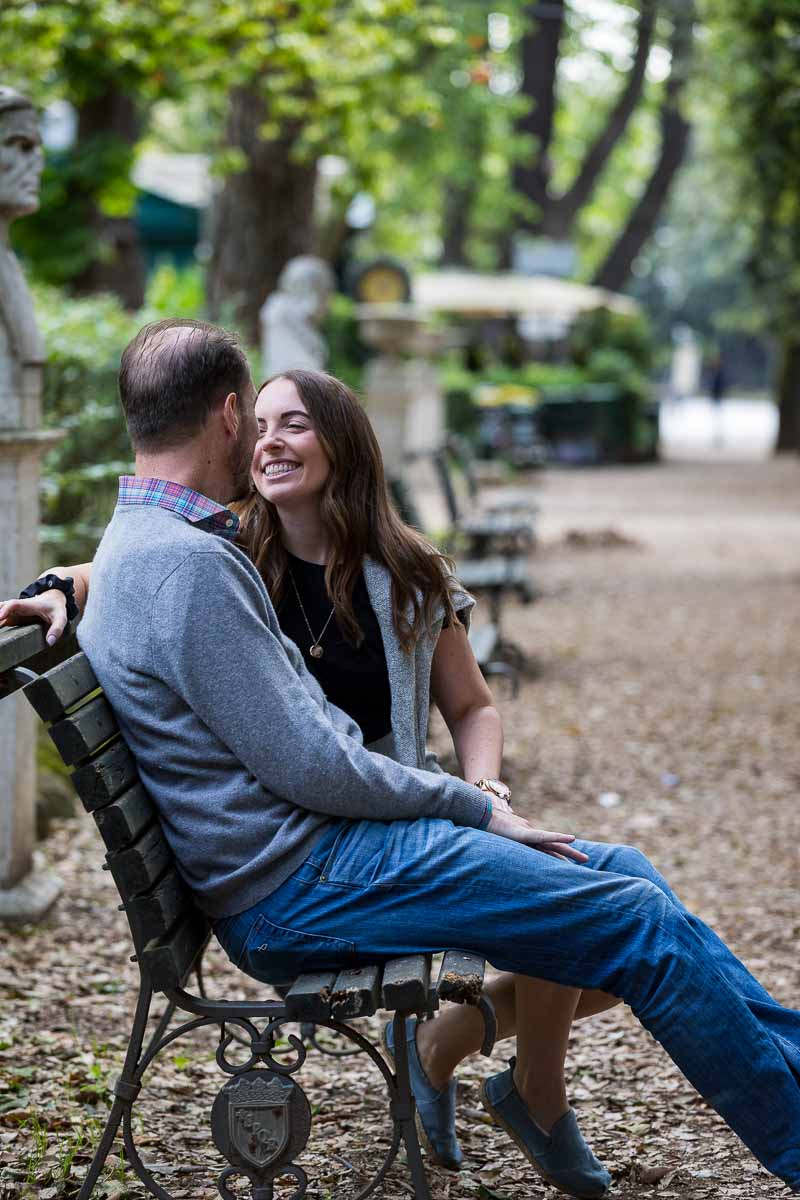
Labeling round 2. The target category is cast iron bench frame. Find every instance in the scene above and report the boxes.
[0,626,497,1200]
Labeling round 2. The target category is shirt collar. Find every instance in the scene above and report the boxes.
[117,476,240,541]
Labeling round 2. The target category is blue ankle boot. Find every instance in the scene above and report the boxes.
[480,1058,610,1199]
[383,1017,462,1170]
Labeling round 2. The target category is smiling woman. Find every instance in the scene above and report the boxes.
[234,369,463,656]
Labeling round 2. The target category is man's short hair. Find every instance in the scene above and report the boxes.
[118,319,251,452]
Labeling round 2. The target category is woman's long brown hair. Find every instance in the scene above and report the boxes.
[233,369,460,651]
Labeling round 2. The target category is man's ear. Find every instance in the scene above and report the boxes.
[221,391,239,438]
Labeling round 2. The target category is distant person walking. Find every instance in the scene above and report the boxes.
[709,350,727,447]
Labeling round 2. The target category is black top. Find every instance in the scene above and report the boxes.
[276,553,393,745]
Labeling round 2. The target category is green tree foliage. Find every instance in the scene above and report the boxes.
[0,0,217,301]
[204,0,503,338]
[703,0,800,448]
[4,0,704,333]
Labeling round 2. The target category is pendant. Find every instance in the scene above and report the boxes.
[310,643,324,659]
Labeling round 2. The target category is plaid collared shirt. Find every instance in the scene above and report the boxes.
[117,476,240,541]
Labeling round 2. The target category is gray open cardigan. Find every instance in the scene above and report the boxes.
[362,557,474,772]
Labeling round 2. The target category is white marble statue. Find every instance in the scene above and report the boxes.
[0,86,62,923]
[0,86,45,429]
[260,255,336,376]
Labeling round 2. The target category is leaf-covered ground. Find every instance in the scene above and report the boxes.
[1,456,799,1199]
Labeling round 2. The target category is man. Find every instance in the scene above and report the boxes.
[10,319,800,1195]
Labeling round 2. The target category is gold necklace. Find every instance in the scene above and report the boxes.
[287,565,336,659]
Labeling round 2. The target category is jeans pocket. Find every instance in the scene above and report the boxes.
[241,913,356,986]
[321,818,443,890]
[320,820,395,889]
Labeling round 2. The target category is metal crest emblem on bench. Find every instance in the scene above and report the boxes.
[212,1069,311,1173]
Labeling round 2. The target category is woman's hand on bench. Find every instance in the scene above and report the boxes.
[0,590,69,646]
[487,808,588,863]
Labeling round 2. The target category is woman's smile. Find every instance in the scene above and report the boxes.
[261,459,301,479]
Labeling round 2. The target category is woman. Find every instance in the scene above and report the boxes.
[1,369,614,1198]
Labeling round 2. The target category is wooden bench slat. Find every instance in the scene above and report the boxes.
[0,629,80,701]
[437,951,485,1005]
[330,964,382,1019]
[71,740,140,811]
[381,955,430,1012]
[141,911,210,992]
[125,868,195,950]
[106,823,172,901]
[284,972,337,1021]
[49,695,119,765]
[468,622,498,665]
[460,513,534,540]
[24,652,98,722]
[93,783,157,853]
[455,556,531,591]
[0,624,48,673]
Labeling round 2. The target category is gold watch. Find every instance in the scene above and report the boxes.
[474,778,511,804]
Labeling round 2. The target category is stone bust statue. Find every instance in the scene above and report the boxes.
[260,255,336,376]
[0,86,45,430]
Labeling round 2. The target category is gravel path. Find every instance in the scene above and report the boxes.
[1,456,798,1199]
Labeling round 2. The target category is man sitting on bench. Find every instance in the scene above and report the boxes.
[23,319,800,1197]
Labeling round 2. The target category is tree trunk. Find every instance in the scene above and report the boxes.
[504,0,660,262]
[500,0,565,265]
[592,0,694,293]
[545,0,657,239]
[72,91,146,310]
[440,116,486,267]
[775,336,800,452]
[206,86,318,346]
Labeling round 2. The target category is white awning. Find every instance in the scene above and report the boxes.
[413,270,638,319]
[132,152,212,208]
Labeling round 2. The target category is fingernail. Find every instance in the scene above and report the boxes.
[46,633,56,645]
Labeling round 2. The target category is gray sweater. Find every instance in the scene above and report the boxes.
[361,557,474,770]
[78,505,490,917]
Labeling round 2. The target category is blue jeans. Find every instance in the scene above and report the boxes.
[215,818,800,1189]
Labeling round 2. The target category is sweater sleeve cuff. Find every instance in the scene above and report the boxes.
[443,778,493,829]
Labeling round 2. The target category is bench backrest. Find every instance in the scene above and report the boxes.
[432,448,461,525]
[24,652,209,992]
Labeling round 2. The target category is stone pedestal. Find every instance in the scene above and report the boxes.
[357,304,446,473]
[0,434,63,924]
[404,360,445,456]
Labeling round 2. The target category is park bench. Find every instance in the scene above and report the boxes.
[432,440,538,559]
[446,434,540,518]
[0,624,497,1200]
[389,474,533,693]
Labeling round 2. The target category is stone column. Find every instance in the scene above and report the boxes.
[357,304,448,529]
[0,86,63,923]
[357,304,446,466]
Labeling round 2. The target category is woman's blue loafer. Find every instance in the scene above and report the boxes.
[383,1017,463,1170]
[480,1058,610,1199]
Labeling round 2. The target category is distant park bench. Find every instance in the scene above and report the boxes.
[0,624,497,1200]
[432,438,538,559]
[389,470,534,694]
